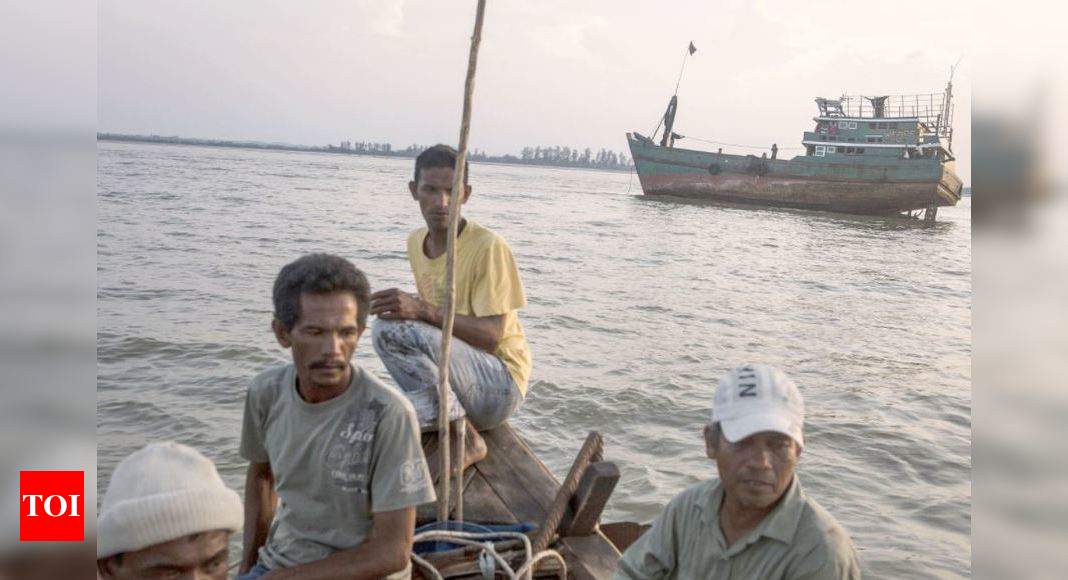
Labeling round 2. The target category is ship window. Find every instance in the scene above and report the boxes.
[848,121,858,129]
[857,148,866,154]
[807,145,815,155]
[826,146,836,154]
[837,121,848,129]
[815,145,826,157]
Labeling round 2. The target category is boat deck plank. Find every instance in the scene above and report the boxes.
[458,469,519,524]
[414,422,621,578]
[474,423,558,523]
[558,534,623,580]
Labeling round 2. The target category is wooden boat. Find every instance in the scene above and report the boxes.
[413,422,628,579]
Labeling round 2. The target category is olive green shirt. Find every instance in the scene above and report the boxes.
[615,477,861,580]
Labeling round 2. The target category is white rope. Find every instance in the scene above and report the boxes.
[514,549,568,579]
[410,530,567,580]
[683,135,804,151]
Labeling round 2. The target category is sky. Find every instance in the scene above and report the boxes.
[99,0,975,183]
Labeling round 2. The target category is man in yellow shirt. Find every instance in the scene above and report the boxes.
[370,144,531,472]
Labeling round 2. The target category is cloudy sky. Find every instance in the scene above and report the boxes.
[99,0,973,182]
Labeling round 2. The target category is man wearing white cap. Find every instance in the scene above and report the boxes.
[96,441,243,579]
[615,364,861,579]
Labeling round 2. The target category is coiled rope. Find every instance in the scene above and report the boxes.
[410,530,567,580]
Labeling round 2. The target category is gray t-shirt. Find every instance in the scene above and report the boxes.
[240,363,435,574]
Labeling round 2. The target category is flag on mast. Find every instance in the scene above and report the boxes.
[688,41,697,55]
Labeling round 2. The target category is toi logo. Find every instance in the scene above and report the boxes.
[19,470,84,542]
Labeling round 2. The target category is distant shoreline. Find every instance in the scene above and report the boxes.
[97,133,634,173]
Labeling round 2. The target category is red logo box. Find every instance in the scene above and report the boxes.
[19,470,84,542]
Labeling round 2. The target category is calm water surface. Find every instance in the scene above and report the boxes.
[97,141,971,578]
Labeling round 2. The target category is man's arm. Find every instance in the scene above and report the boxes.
[240,461,276,574]
[370,288,506,352]
[613,499,680,580]
[262,507,415,580]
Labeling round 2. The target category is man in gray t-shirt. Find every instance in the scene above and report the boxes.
[238,254,435,580]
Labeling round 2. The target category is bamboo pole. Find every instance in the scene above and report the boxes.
[453,418,465,523]
[436,0,488,525]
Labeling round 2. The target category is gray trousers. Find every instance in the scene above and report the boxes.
[372,319,522,431]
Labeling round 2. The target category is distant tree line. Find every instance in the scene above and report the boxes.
[333,141,398,154]
[379,144,632,170]
[98,133,634,172]
[516,146,630,169]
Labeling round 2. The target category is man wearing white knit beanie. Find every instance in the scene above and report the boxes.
[96,441,243,579]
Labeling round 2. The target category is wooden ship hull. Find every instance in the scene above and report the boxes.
[414,423,627,579]
[627,132,963,216]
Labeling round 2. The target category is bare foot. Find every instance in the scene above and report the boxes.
[463,420,488,469]
[426,420,488,482]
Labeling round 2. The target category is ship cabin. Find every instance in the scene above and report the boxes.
[801,92,955,163]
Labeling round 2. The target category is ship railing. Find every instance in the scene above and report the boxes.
[821,92,953,138]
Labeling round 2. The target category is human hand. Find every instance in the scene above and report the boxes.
[370,288,428,321]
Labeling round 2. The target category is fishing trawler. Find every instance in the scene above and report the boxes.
[626,77,964,220]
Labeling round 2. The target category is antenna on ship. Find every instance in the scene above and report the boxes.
[943,56,962,151]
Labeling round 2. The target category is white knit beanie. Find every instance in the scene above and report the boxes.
[97,441,243,558]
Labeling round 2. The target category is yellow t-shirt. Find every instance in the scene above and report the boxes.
[406,220,531,396]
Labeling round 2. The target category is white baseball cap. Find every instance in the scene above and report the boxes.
[711,364,805,448]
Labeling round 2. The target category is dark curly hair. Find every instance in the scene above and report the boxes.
[272,253,370,331]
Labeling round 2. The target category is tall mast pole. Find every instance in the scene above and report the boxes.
[673,46,690,96]
[661,42,695,147]
[436,0,487,525]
